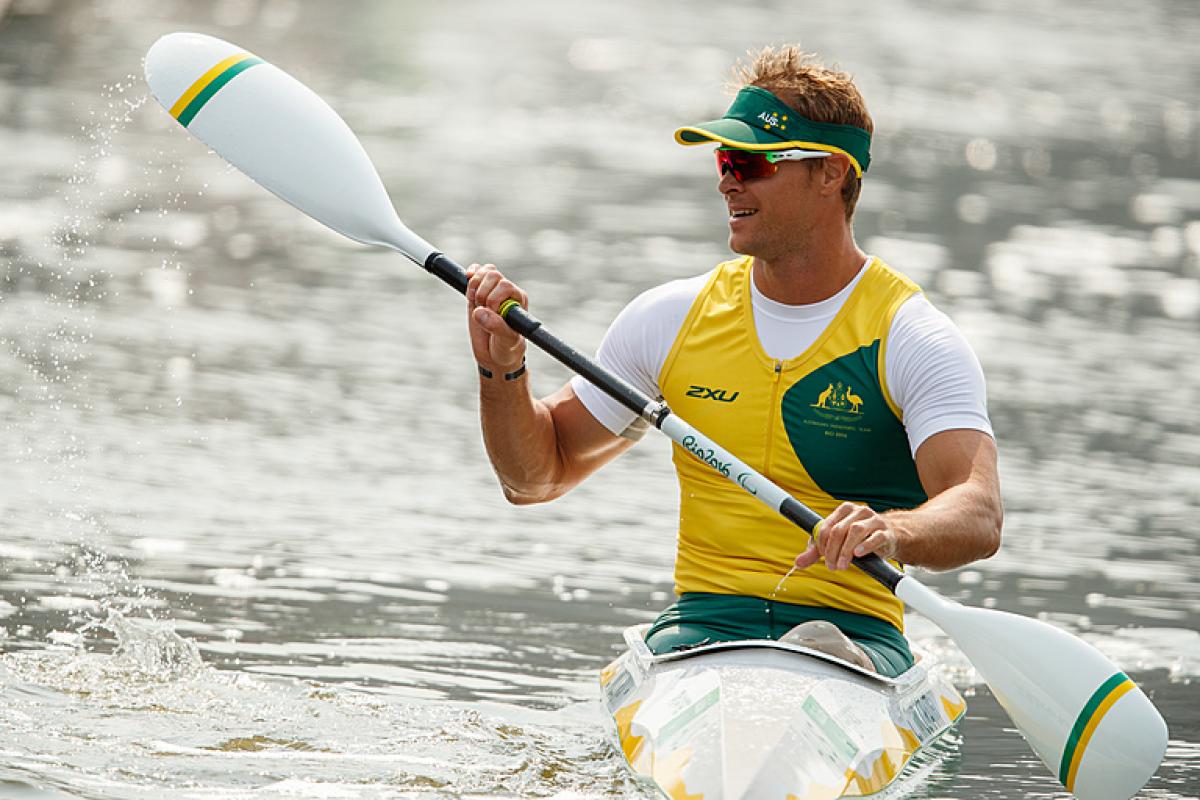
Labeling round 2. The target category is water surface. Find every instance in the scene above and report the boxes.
[1,0,1198,797]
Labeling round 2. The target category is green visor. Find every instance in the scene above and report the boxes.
[675,85,871,176]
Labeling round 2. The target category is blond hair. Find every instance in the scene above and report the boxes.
[732,46,871,220]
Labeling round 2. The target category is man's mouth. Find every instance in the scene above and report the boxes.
[729,209,757,220]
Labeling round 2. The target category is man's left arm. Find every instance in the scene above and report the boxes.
[795,428,1002,572]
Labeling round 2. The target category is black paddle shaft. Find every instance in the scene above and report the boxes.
[422,251,904,593]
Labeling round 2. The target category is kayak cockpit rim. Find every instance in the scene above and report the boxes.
[622,622,914,686]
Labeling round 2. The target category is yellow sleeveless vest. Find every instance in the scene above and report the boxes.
[659,255,925,629]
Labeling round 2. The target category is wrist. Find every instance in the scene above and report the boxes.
[881,514,911,562]
[478,358,527,381]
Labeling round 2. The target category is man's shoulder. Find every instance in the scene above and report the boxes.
[868,256,923,296]
[891,292,955,338]
[889,292,982,369]
[864,256,963,334]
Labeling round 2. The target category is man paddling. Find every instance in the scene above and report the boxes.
[465,46,1002,676]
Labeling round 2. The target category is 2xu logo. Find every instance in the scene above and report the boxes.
[686,385,740,403]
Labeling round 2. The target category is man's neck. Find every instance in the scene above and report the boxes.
[751,226,867,305]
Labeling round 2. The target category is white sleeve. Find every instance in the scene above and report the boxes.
[885,294,993,455]
[569,274,707,437]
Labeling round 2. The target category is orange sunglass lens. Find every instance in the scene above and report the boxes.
[715,150,776,181]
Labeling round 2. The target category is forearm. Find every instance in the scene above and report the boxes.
[466,263,630,504]
[885,479,1002,570]
[479,372,568,504]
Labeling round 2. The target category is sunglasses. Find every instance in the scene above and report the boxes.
[715,148,831,182]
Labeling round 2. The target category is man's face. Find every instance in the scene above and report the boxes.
[718,153,830,259]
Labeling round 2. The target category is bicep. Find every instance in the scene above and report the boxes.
[913,428,999,498]
[911,429,1003,564]
[544,383,636,493]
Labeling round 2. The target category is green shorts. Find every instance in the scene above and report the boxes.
[644,592,914,678]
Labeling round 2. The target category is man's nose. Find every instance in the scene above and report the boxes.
[718,166,742,194]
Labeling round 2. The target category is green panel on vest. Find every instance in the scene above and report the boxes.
[780,341,927,511]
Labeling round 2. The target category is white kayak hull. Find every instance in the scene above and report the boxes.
[600,624,965,799]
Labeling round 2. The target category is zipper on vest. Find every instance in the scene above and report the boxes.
[763,360,783,473]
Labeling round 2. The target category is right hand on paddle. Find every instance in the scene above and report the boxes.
[466,263,528,374]
[795,502,901,572]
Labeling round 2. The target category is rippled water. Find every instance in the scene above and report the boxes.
[1,0,1198,797]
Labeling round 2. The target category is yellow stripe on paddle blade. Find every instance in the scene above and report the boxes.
[1065,678,1135,792]
[169,53,254,119]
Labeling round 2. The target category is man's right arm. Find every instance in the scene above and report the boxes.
[479,379,634,504]
[467,263,634,504]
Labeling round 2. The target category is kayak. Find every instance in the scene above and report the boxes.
[600,624,966,799]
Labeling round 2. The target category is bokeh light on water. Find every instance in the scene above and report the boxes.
[0,0,1198,797]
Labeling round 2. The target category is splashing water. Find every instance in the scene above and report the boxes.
[84,610,203,681]
[770,564,800,600]
[0,607,641,798]
[3,610,203,702]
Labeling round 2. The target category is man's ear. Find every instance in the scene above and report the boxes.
[820,155,852,197]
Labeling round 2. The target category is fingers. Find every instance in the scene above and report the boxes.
[815,503,858,571]
[466,263,528,370]
[793,543,820,569]
[796,502,895,572]
[853,529,892,560]
[471,304,513,335]
[467,263,529,315]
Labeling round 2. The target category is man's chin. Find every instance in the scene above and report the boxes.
[728,235,753,256]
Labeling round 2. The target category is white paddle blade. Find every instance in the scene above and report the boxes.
[143,32,435,263]
[898,579,1167,800]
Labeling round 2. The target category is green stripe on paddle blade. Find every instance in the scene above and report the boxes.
[1059,673,1130,785]
[178,57,264,127]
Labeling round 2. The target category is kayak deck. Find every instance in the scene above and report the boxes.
[600,624,965,799]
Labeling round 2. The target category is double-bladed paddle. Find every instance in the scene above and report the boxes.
[143,32,1168,800]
